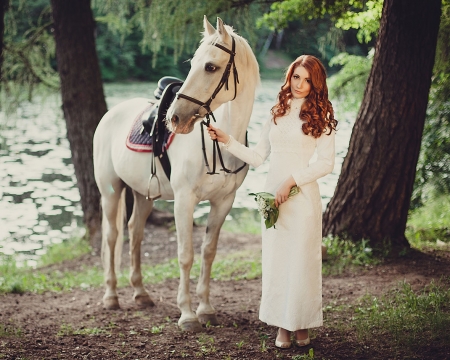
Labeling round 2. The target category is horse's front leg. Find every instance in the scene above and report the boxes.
[174,192,202,332]
[128,190,155,308]
[196,194,235,326]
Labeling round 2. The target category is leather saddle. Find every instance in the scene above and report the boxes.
[140,76,183,180]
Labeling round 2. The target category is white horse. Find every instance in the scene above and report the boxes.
[93,16,260,332]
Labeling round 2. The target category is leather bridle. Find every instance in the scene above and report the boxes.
[176,36,247,175]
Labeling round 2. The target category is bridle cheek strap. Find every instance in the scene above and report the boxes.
[177,37,239,127]
[175,36,247,176]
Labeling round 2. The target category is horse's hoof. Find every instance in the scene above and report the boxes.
[134,294,155,308]
[103,296,120,310]
[198,313,219,326]
[179,319,203,332]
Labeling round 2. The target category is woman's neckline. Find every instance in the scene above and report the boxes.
[289,97,305,111]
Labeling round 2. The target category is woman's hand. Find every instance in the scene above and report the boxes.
[275,176,297,207]
[207,124,230,144]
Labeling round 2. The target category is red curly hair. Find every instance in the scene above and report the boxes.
[271,55,337,138]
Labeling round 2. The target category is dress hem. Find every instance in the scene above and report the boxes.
[259,317,323,332]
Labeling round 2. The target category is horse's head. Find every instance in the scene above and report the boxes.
[166,16,247,134]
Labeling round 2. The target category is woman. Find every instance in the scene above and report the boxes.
[208,55,337,348]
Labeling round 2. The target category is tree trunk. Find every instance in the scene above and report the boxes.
[51,0,107,247]
[0,0,8,73]
[323,0,442,251]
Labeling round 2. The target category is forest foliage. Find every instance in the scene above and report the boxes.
[1,0,449,209]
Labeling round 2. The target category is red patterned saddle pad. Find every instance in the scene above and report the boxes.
[126,104,175,152]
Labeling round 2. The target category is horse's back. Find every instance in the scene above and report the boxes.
[94,97,150,168]
[96,98,150,136]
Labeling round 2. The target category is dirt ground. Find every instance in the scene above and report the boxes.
[1,215,450,360]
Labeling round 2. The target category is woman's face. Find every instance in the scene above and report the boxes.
[290,66,311,99]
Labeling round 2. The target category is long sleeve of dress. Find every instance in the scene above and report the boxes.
[224,119,272,168]
[292,129,335,186]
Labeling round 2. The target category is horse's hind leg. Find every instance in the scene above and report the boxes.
[196,195,235,326]
[101,184,125,310]
[128,190,155,308]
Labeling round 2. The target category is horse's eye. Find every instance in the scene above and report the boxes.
[205,63,217,72]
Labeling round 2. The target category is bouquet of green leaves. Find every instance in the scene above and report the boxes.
[249,186,300,229]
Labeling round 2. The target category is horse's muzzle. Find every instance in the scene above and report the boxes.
[171,114,180,128]
[169,114,197,134]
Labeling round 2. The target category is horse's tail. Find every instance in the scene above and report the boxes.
[101,188,126,274]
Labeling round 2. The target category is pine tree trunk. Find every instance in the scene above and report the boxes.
[323,0,442,250]
[51,0,107,247]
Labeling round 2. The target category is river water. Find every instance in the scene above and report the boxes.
[0,81,354,266]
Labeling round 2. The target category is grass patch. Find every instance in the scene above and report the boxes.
[2,232,385,294]
[0,256,27,294]
[352,279,450,356]
[0,249,261,294]
[210,251,261,280]
[221,208,261,235]
[406,194,450,250]
[194,207,262,235]
[322,235,379,275]
[149,325,164,334]
[38,236,91,266]
[0,236,93,293]
[292,349,314,359]
[152,200,175,213]
[323,279,450,358]
[0,322,22,337]
[0,228,389,295]
[0,257,106,294]
[196,333,217,356]
[141,250,261,283]
[57,323,109,336]
[0,236,113,293]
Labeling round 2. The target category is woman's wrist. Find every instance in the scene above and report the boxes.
[224,135,232,148]
[285,176,296,188]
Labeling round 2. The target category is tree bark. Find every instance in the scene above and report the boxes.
[0,0,8,74]
[51,0,107,247]
[323,0,442,250]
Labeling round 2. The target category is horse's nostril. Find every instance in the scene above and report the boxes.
[172,115,179,126]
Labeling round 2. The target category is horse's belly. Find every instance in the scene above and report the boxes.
[115,150,174,199]
[197,172,247,202]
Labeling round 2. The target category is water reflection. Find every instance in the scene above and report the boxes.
[0,81,353,265]
[0,96,84,266]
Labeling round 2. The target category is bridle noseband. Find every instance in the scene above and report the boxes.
[176,36,247,175]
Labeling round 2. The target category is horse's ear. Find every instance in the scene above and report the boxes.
[216,17,231,45]
[203,15,215,37]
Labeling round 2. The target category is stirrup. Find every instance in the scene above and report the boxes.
[146,173,161,200]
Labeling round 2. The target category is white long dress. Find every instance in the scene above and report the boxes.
[225,97,335,331]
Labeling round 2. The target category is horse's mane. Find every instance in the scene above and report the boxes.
[194,26,260,87]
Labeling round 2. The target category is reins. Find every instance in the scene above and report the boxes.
[176,36,247,175]
[200,124,248,175]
